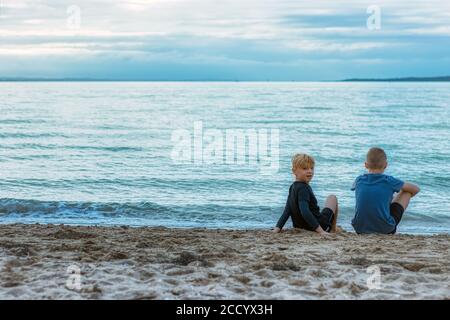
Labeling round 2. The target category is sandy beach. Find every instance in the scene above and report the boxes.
[0,223,448,299]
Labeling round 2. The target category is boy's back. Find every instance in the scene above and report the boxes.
[352,173,404,234]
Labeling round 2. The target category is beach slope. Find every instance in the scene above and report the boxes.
[0,224,448,299]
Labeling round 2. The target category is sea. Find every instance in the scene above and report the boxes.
[1,82,449,234]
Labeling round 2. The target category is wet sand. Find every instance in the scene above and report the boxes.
[0,224,448,299]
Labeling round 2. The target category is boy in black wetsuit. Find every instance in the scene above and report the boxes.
[273,153,339,235]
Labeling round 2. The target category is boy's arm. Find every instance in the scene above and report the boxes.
[401,182,420,196]
[273,198,290,233]
[274,208,289,232]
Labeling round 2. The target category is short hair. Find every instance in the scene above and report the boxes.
[366,147,387,169]
[292,153,315,171]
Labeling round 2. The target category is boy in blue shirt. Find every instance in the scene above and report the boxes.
[352,147,420,234]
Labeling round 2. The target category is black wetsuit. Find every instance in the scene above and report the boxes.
[276,181,333,231]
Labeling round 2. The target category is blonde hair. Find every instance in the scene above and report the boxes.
[291,153,315,171]
[366,147,387,169]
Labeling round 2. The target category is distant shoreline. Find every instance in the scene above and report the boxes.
[1,76,450,82]
[342,76,450,82]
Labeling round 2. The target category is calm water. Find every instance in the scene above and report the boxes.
[0,82,449,234]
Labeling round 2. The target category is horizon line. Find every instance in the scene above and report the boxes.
[1,75,450,82]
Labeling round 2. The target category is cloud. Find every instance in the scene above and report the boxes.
[0,0,449,79]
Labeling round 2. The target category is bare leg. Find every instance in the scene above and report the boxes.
[324,195,339,233]
[392,190,412,210]
[331,199,339,233]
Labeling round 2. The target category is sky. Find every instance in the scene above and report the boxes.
[0,0,449,80]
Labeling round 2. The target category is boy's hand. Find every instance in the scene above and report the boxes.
[315,225,329,236]
[273,227,282,233]
[402,182,420,197]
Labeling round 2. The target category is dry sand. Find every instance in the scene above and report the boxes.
[0,224,448,299]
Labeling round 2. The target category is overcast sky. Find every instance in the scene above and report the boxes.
[1,0,449,80]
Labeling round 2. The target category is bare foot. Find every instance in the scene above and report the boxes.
[334,226,344,233]
[273,227,281,233]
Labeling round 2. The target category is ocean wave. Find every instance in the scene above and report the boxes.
[0,198,279,219]
[0,198,161,217]
[0,119,49,125]
[0,143,143,152]
[0,198,448,234]
[0,177,284,190]
[0,132,69,139]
